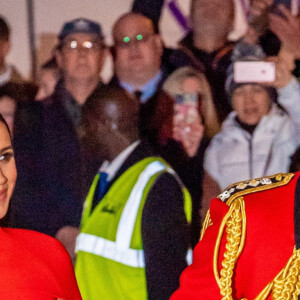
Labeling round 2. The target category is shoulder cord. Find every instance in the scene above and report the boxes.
[213,196,300,299]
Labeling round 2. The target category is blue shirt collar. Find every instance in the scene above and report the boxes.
[119,70,163,103]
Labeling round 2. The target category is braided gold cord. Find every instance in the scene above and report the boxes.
[212,191,300,300]
[218,200,244,300]
[271,248,300,299]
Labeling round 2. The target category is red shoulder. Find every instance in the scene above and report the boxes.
[3,228,82,299]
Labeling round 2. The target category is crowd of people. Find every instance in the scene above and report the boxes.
[0,0,300,299]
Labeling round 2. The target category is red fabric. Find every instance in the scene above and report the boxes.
[0,228,81,300]
[171,172,300,300]
[171,199,229,300]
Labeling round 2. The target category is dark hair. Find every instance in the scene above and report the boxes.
[0,82,22,100]
[41,56,58,70]
[0,16,10,41]
[0,82,38,102]
[289,146,300,173]
[0,113,13,227]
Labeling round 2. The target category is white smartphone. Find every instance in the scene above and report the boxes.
[234,61,276,83]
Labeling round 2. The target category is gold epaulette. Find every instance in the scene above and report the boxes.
[201,173,298,299]
[217,173,295,206]
[200,173,295,241]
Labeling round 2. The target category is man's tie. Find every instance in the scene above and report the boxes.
[98,172,109,200]
[134,90,142,102]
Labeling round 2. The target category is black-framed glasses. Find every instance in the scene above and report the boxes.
[61,39,104,52]
[115,33,154,48]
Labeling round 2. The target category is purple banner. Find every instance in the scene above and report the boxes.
[168,0,190,34]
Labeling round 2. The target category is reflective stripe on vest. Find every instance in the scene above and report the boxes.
[75,161,168,268]
[76,233,145,268]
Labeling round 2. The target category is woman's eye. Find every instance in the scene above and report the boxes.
[0,152,14,162]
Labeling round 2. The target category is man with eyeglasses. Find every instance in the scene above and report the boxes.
[12,18,107,261]
[110,12,168,103]
[49,18,107,249]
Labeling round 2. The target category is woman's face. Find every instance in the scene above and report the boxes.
[232,84,272,125]
[181,77,202,94]
[0,122,17,219]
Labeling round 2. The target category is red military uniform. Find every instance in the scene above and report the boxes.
[0,227,82,299]
[171,172,300,300]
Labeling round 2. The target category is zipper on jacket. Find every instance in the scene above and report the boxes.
[248,136,253,179]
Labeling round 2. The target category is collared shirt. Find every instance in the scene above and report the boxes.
[99,140,140,182]
[119,70,163,103]
[53,79,103,127]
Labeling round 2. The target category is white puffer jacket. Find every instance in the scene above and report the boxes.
[205,77,300,190]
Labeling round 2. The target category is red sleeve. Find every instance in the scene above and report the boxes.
[171,198,229,300]
[172,172,300,300]
[3,228,82,300]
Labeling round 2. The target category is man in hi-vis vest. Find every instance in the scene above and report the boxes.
[75,86,192,300]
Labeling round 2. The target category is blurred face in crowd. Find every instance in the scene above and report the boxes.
[0,96,16,135]
[191,0,234,39]
[0,121,17,219]
[232,84,272,125]
[113,14,163,85]
[181,76,203,94]
[56,33,106,82]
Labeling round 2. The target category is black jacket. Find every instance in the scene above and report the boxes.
[11,80,104,236]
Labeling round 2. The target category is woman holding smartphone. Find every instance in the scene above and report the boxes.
[0,113,81,299]
[163,67,219,246]
[202,47,300,218]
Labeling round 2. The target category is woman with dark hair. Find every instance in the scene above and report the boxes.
[0,113,81,299]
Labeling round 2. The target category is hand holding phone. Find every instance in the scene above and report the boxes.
[269,5,300,59]
[173,121,204,157]
[173,93,203,157]
[272,0,299,16]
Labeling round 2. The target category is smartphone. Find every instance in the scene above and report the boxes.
[272,0,299,16]
[174,93,200,124]
[234,61,276,83]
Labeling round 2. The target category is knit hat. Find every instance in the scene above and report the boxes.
[225,42,277,104]
[58,18,104,41]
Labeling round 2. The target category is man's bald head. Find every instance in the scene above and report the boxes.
[112,13,155,40]
[81,86,140,160]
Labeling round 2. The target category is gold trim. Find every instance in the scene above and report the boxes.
[213,197,247,299]
[200,210,212,241]
[271,247,300,299]
[210,172,299,299]
[216,246,300,299]
[219,173,294,206]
